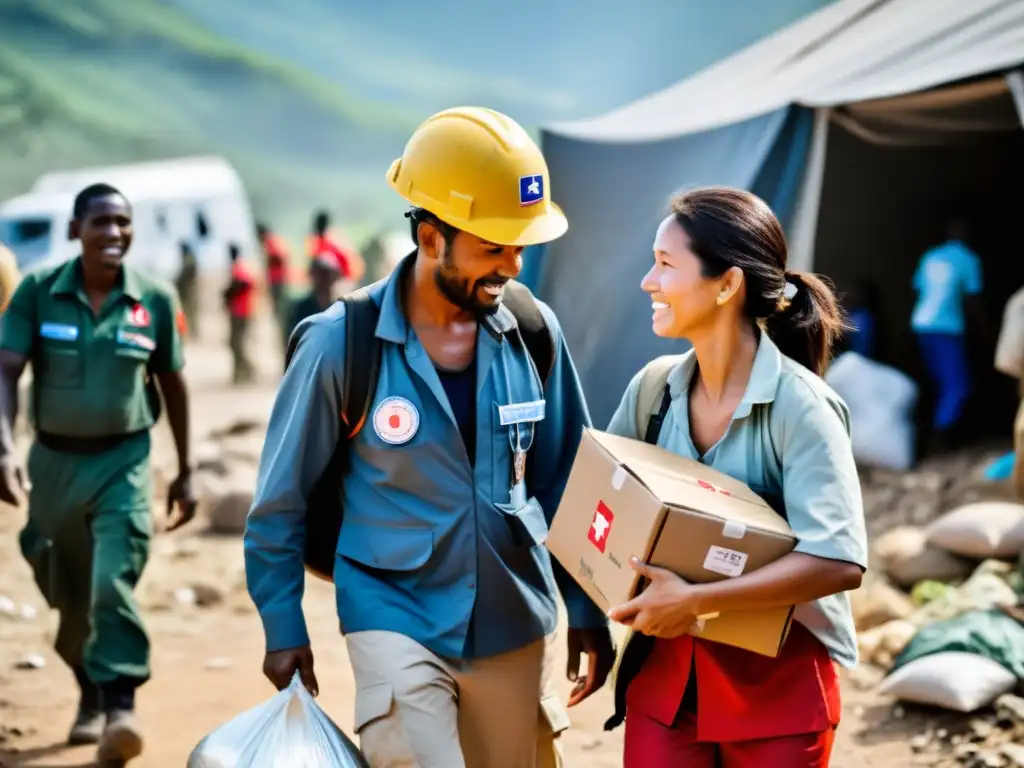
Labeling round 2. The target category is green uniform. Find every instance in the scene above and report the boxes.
[0,257,184,688]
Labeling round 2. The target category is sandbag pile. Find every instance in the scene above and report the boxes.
[851,499,1024,765]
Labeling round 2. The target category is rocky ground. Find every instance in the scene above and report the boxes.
[1,308,1023,767]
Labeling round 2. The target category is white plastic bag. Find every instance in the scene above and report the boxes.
[187,673,370,768]
[879,651,1017,712]
[825,352,918,471]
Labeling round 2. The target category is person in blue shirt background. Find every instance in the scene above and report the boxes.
[910,217,987,446]
[244,107,614,768]
[844,278,879,360]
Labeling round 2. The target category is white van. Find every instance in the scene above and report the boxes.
[0,156,258,283]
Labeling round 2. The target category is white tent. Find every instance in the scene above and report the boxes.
[532,0,1024,428]
[548,0,1024,141]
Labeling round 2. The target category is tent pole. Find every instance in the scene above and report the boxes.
[787,107,831,273]
[1006,70,1024,129]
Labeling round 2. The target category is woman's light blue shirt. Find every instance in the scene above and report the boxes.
[607,333,868,668]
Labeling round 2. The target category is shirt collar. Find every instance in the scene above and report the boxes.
[666,329,783,418]
[50,257,82,297]
[375,252,518,343]
[50,257,142,303]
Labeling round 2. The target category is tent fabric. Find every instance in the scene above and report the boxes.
[535,108,810,426]
[546,0,1024,142]
[833,77,1021,145]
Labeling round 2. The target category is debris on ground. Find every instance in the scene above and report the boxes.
[854,447,1024,767]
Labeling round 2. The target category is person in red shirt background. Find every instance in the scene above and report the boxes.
[223,242,256,385]
[257,222,291,322]
[304,209,365,286]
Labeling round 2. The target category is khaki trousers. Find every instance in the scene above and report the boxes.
[345,631,569,768]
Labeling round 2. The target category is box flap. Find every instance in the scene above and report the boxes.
[586,429,794,539]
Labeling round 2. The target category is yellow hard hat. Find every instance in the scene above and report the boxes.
[386,107,568,247]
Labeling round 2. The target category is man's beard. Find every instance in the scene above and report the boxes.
[434,255,505,319]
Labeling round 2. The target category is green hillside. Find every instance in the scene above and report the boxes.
[0,0,418,242]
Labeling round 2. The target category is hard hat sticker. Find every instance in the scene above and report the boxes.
[373,397,421,445]
[519,175,544,207]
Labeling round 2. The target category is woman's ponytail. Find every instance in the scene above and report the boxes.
[763,270,849,376]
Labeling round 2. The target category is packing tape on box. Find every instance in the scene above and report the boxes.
[611,465,627,491]
[722,519,747,539]
[692,613,720,632]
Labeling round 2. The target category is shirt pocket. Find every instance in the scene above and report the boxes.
[490,409,544,503]
[112,344,152,395]
[493,496,549,548]
[39,343,83,390]
[337,519,435,572]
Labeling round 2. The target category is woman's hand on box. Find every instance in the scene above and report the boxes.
[606,558,703,639]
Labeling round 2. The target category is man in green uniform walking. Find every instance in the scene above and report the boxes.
[0,183,196,767]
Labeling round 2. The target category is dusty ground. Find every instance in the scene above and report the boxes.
[0,309,932,767]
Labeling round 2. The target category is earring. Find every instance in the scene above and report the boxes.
[717,292,728,306]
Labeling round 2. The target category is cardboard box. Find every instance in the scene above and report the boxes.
[547,428,798,657]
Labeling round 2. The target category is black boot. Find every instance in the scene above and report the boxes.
[97,678,143,767]
[67,667,105,745]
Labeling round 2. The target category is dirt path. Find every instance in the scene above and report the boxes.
[0,317,923,767]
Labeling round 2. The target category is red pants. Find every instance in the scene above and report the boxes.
[624,707,836,767]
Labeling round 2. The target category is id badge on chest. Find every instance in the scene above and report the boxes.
[500,399,544,509]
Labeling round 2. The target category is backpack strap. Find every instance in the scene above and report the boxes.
[634,353,786,480]
[340,286,383,437]
[635,356,681,444]
[502,280,555,386]
[283,287,383,437]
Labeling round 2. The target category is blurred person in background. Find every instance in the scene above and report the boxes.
[175,241,198,339]
[223,242,256,385]
[604,188,865,767]
[0,242,21,313]
[257,222,291,338]
[285,251,341,345]
[910,216,987,450]
[305,209,364,288]
[843,278,880,360]
[0,183,196,766]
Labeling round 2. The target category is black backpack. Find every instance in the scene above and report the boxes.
[285,279,556,582]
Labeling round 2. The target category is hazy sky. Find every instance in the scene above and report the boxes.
[166,0,836,125]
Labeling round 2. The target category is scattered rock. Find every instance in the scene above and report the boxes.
[873,526,973,588]
[955,745,985,766]
[203,465,258,535]
[1001,744,1024,768]
[851,577,916,631]
[995,694,1024,727]
[0,595,15,617]
[970,718,995,741]
[911,733,931,752]
[857,619,918,669]
[847,663,885,691]
[14,653,46,670]
[209,419,264,439]
[169,538,203,560]
[174,587,198,607]
[194,441,226,474]
[205,657,234,671]
[219,434,265,465]
[190,582,225,608]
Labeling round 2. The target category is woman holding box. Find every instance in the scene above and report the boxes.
[604,187,867,767]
